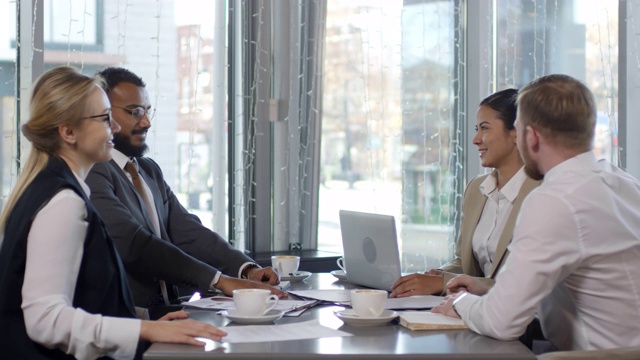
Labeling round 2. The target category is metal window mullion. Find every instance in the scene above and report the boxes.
[463,0,493,183]
[272,0,292,252]
[16,0,44,173]
[620,0,640,179]
[251,0,273,254]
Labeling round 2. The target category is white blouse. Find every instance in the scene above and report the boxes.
[21,175,140,359]
[471,167,526,275]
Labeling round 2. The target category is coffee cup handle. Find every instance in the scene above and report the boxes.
[273,260,283,275]
[263,295,279,315]
[337,257,345,271]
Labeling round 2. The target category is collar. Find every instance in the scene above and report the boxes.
[479,171,498,197]
[71,170,91,197]
[543,151,597,183]
[479,167,526,203]
[111,149,134,171]
[500,167,527,203]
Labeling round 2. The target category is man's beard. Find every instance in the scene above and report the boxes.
[520,138,544,181]
[113,131,148,158]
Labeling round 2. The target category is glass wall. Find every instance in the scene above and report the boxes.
[0,1,17,208]
[495,0,619,163]
[1,0,633,271]
[316,0,621,273]
[1,0,229,239]
[318,0,459,272]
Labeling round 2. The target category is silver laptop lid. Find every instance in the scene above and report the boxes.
[338,210,402,291]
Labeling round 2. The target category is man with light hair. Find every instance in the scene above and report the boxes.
[433,74,640,351]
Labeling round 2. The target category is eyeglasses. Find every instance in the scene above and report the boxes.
[80,111,112,126]
[112,105,155,124]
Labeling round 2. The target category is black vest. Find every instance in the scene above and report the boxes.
[0,157,138,359]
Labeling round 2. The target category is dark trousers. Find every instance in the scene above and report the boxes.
[519,318,545,349]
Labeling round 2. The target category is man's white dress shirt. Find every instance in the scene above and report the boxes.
[472,168,527,275]
[455,151,640,351]
[22,172,140,359]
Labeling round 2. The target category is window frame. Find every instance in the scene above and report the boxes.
[11,0,639,260]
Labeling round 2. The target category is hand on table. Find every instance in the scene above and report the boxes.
[140,310,227,345]
[216,275,288,298]
[390,269,444,297]
[431,293,465,319]
[247,266,280,285]
[446,274,494,296]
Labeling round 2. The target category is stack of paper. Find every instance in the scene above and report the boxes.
[398,311,468,330]
[183,296,318,316]
[385,295,443,310]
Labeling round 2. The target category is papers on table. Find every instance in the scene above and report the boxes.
[276,281,291,291]
[289,290,442,310]
[288,289,351,303]
[183,296,318,316]
[220,320,352,344]
[385,295,444,310]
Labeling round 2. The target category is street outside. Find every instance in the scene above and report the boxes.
[317,179,454,273]
[187,178,455,274]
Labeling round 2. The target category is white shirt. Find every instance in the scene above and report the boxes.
[22,172,140,360]
[111,150,257,288]
[472,168,527,275]
[455,151,640,350]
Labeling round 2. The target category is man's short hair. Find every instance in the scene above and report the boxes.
[97,67,146,93]
[517,74,596,150]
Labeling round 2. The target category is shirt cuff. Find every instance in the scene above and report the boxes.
[101,317,141,360]
[209,271,222,290]
[238,262,260,279]
[452,292,478,321]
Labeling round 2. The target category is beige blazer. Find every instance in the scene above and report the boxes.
[440,171,540,283]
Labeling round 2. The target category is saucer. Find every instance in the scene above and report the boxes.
[222,309,284,324]
[330,269,347,280]
[281,271,312,282]
[334,309,398,327]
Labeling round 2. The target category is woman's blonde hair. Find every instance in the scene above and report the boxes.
[0,66,104,232]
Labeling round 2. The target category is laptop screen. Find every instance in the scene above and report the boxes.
[338,210,402,291]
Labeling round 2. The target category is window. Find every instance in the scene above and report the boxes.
[44,0,98,46]
[495,0,619,163]
[2,0,636,269]
[317,0,622,273]
[318,0,460,272]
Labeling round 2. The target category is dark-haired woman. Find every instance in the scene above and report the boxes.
[391,89,540,297]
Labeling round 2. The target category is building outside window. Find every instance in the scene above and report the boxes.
[0,0,628,272]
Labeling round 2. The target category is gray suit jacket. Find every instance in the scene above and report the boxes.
[440,171,540,282]
[86,157,253,307]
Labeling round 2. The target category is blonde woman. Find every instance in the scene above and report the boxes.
[0,66,225,359]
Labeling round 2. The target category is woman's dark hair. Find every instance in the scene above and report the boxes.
[479,88,518,131]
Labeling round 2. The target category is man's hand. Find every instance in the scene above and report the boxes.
[216,275,288,298]
[390,270,445,298]
[247,266,280,285]
[431,293,465,319]
[446,274,494,295]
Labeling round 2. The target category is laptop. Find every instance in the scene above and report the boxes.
[338,210,403,291]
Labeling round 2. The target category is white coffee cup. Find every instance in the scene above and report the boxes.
[233,289,279,316]
[350,289,387,317]
[271,255,300,276]
[336,257,345,271]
